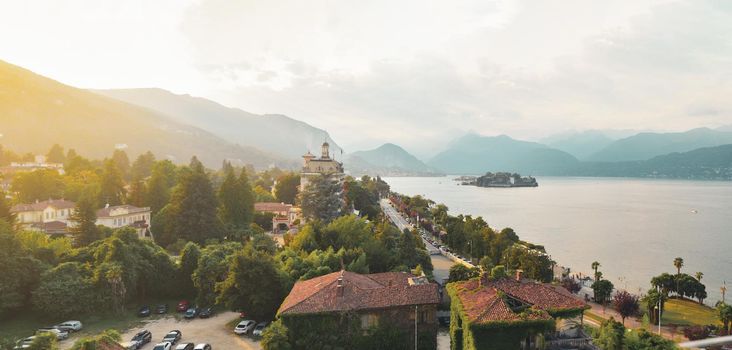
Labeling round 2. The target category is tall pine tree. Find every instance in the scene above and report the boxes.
[146,160,176,214]
[98,159,126,206]
[166,157,222,243]
[69,196,100,247]
[218,163,255,230]
[300,175,343,223]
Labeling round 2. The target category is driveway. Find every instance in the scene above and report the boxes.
[60,311,261,350]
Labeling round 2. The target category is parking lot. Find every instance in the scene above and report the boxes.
[59,311,262,350]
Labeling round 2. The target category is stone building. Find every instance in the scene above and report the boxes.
[300,142,344,191]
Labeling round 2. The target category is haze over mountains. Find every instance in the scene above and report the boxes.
[95,88,342,160]
[0,60,282,168]
[1,59,730,179]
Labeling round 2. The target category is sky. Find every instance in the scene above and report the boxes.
[1,0,731,156]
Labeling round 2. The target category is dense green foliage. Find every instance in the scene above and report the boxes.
[299,174,343,223]
[274,173,300,204]
[0,221,43,315]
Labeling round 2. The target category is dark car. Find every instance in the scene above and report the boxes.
[176,300,190,312]
[184,307,199,319]
[156,304,169,314]
[138,306,151,317]
[199,307,214,318]
[162,330,181,345]
[132,330,153,346]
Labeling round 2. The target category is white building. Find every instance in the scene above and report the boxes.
[96,204,152,239]
[11,199,76,235]
[300,142,345,191]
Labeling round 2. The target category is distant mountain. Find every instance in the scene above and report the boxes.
[542,130,616,160]
[428,134,579,175]
[717,125,732,132]
[95,88,341,160]
[576,144,732,180]
[0,60,282,168]
[344,143,441,176]
[587,128,732,162]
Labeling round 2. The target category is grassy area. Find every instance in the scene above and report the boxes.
[662,298,720,327]
[0,298,182,343]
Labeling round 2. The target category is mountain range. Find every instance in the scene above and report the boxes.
[94,88,341,160]
[344,143,441,176]
[0,60,282,168]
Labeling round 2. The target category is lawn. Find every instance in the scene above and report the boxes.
[0,297,183,344]
[662,298,720,327]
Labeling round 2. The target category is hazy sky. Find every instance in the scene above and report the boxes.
[1,0,731,155]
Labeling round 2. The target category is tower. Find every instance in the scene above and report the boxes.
[321,142,330,159]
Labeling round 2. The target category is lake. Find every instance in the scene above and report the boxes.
[383,176,732,303]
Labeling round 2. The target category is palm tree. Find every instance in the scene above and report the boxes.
[695,272,704,282]
[673,257,684,275]
[592,261,601,281]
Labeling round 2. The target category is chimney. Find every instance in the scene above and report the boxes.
[515,269,524,281]
[336,276,344,297]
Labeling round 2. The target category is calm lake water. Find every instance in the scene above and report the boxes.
[383,176,732,303]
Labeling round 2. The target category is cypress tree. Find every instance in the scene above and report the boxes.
[98,159,126,206]
[238,167,255,225]
[69,196,100,247]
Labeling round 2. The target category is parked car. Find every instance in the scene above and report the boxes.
[156,304,169,314]
[176,300,190,312]
[162,330,182,344]
[138,305,152,317]
[252,322,268,336]
[13,336,35,349]
[184,307,199,319]
[199,307,214,318]
[54,320,83,332]
[234,320,256,335]
[175,343,194,350]
[36,328,69,340]
[193,344,212,350]
[131,330,152,347]
[152,342,172,350]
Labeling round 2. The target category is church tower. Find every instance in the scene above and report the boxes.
[321,141,330,159]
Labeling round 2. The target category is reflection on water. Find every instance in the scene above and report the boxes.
[384,176,732,303]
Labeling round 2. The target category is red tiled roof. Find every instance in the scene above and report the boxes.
[451,277,587,325]
[11,199,76,212]
[278,271,439,316]
[255,202,292,212]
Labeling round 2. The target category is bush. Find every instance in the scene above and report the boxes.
[683,325,711,340]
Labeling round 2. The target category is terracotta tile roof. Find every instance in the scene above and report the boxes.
[11,199,76,212]
[254,202,292,213]
[278,271,439,316]
[30,220,68,233]
[451,277,587,325]
[96,205,150,218]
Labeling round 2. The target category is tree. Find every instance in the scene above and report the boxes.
[166,157,222,244]
[261,319,292,350]
[69,196,100,247]
[561,278,581,294]
[718,303,732,334]
[192,243,242,306]
[178,242,201,297]
[592,279,614,305]
[673,257,684,275]
[695,271,704,282]
[28,333,57,350]
[651,273,675,297]
[0,191,15,224]
[146,160,177,214]
[592,261,601,281]
[448,263,479,282]
[32,262,98,318]
[217,165,254,229]
[127,177,147,207]
[130,151,156,179]
[612,290,640,325]
[111,149,131,180]
[0,221,43,314]
[98,159,126,206]
[274,173,300,204]
[594,317,625,350]
[684,325,711,340]
[12,169,65,202]
[300,175,343,223]
[642,288,667,325]
[490,265,508,279]
[216,244,291,320]
[46,144,65,163]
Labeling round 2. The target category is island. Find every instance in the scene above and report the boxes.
[458,172,538,187]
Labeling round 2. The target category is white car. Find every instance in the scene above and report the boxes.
[252,322,268,336]
[13,336,35,349]
[234,320,256,335]
[36,328,69,340]
[54,320,83,332]
[193,344,212,350]
[152,342,172,350]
